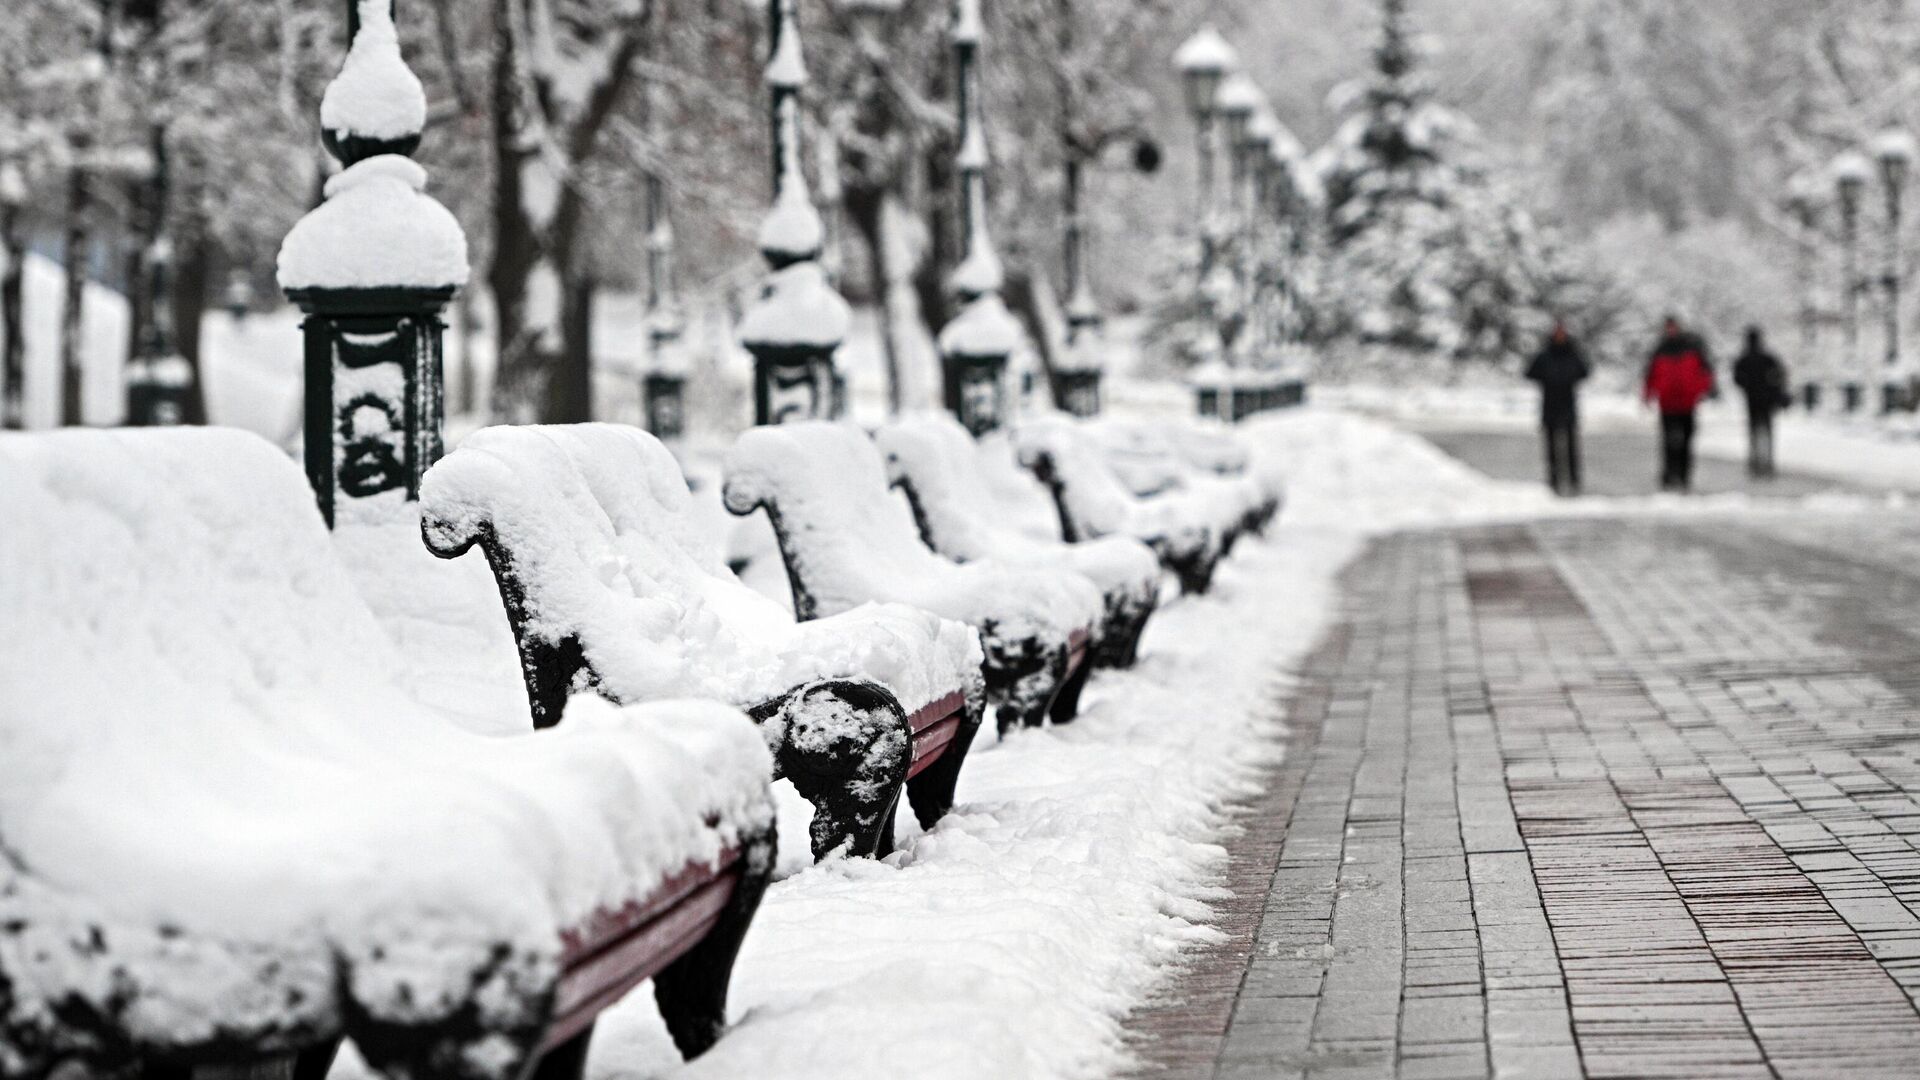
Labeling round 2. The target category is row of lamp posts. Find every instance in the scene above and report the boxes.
[1786,126,1917,416]
[1174,26,1308,423]
[711,0,1033,439]
[279,0,1054,529]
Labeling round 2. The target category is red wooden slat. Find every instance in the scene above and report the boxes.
[904,689,967,780]
[907,714,962,777]
[904,690,965,737]
[542,873,738,1051]
[558,848,739,961]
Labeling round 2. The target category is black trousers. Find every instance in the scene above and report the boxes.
[1746,408,1776,477]
[1543,419,1581,494]
[1660,412,1697,490]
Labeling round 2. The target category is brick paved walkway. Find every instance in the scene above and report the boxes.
[1413,427,1870,498]
[1126,514,1920,1079]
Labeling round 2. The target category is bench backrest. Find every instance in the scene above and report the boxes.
[872,412,1012,562]
[722,422,954,620]
[0,427,412,826]
[1083,420,1188,498]
[1010,417,1139,542]
[419,423,803,722]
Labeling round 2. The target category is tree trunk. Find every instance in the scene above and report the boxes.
[1,199,24,430]
[453,288,478,416]
[60,162,90,426]
[555,272,595,422]
[124,239,151,383]
[487,0,532,420]
[848,186,905,414]
[914,142,958,338]
[172,228,211,424]
[1004,269,1067,407]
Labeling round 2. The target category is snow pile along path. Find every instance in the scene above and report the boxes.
[562,408,1550,1080]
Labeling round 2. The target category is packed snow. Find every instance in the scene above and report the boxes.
[318,0,428,143]
[278,156,470,292]
[937,291,1022,358]
[722,420,1105,644]
[874,411,1160,613]
[0,426,772,1080]
[737,261,849,348]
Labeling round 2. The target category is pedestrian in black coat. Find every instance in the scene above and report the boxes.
[1525,321,1591,496]
[1732,327,1789,478]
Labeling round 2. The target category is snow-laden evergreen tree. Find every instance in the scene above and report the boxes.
[1311,0,1557,366]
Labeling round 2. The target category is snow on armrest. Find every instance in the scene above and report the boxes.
[0,428,771,1077]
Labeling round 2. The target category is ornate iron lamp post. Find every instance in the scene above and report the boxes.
[1784,171,1823,412]
[1834,149,1872,414]
[739,0,849,425]
[278,0,467,528]
[1874,127,1915,413]
[937,0,1022,436]
[1055,133,1103,418]
[1174,28,1234,282]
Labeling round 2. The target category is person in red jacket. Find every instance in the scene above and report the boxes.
[1643,317,1717,491]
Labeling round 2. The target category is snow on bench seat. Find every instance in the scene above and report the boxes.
[419,423,986,859]
[723,421,1106,734]
[1084,418,1285,542]
[875,412,1161,669]
[0,428,775,1080]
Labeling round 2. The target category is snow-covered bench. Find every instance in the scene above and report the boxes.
[722,422,1105,734]
[1012,417,1255,595]
[419,424,985,860]
[0,428,776,1080]
[1084,419,1283,543]
[875,413,1161,670]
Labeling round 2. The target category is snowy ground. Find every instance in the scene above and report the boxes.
[316,399,1906,1080]
[17,269,1913,1077]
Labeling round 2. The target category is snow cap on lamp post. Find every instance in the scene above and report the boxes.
[278,0,468,529]
[1174,26,1235,119]
[1833,148,1873,203]
[1215,73,1262,152]
[938,0,1021,436]
[739,0,850,425]
[1874,127,1917,191]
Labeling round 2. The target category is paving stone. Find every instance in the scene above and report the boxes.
[1128,516,1920,1078]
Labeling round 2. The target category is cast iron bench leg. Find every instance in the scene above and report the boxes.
[653,823,778,1058]
[1048,654,1094,726]
[1093,595,1156,670]
[904,696,986,829]
[530,1026,595,1080]
[986,643,1069,734]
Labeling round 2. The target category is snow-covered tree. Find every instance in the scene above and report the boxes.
[1310,0,1559,365]
[486,0,656,424]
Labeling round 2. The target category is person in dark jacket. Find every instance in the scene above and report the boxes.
[1643,317,1717,492]
[1732,327,1790,478]
[1525,321,1591,495]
